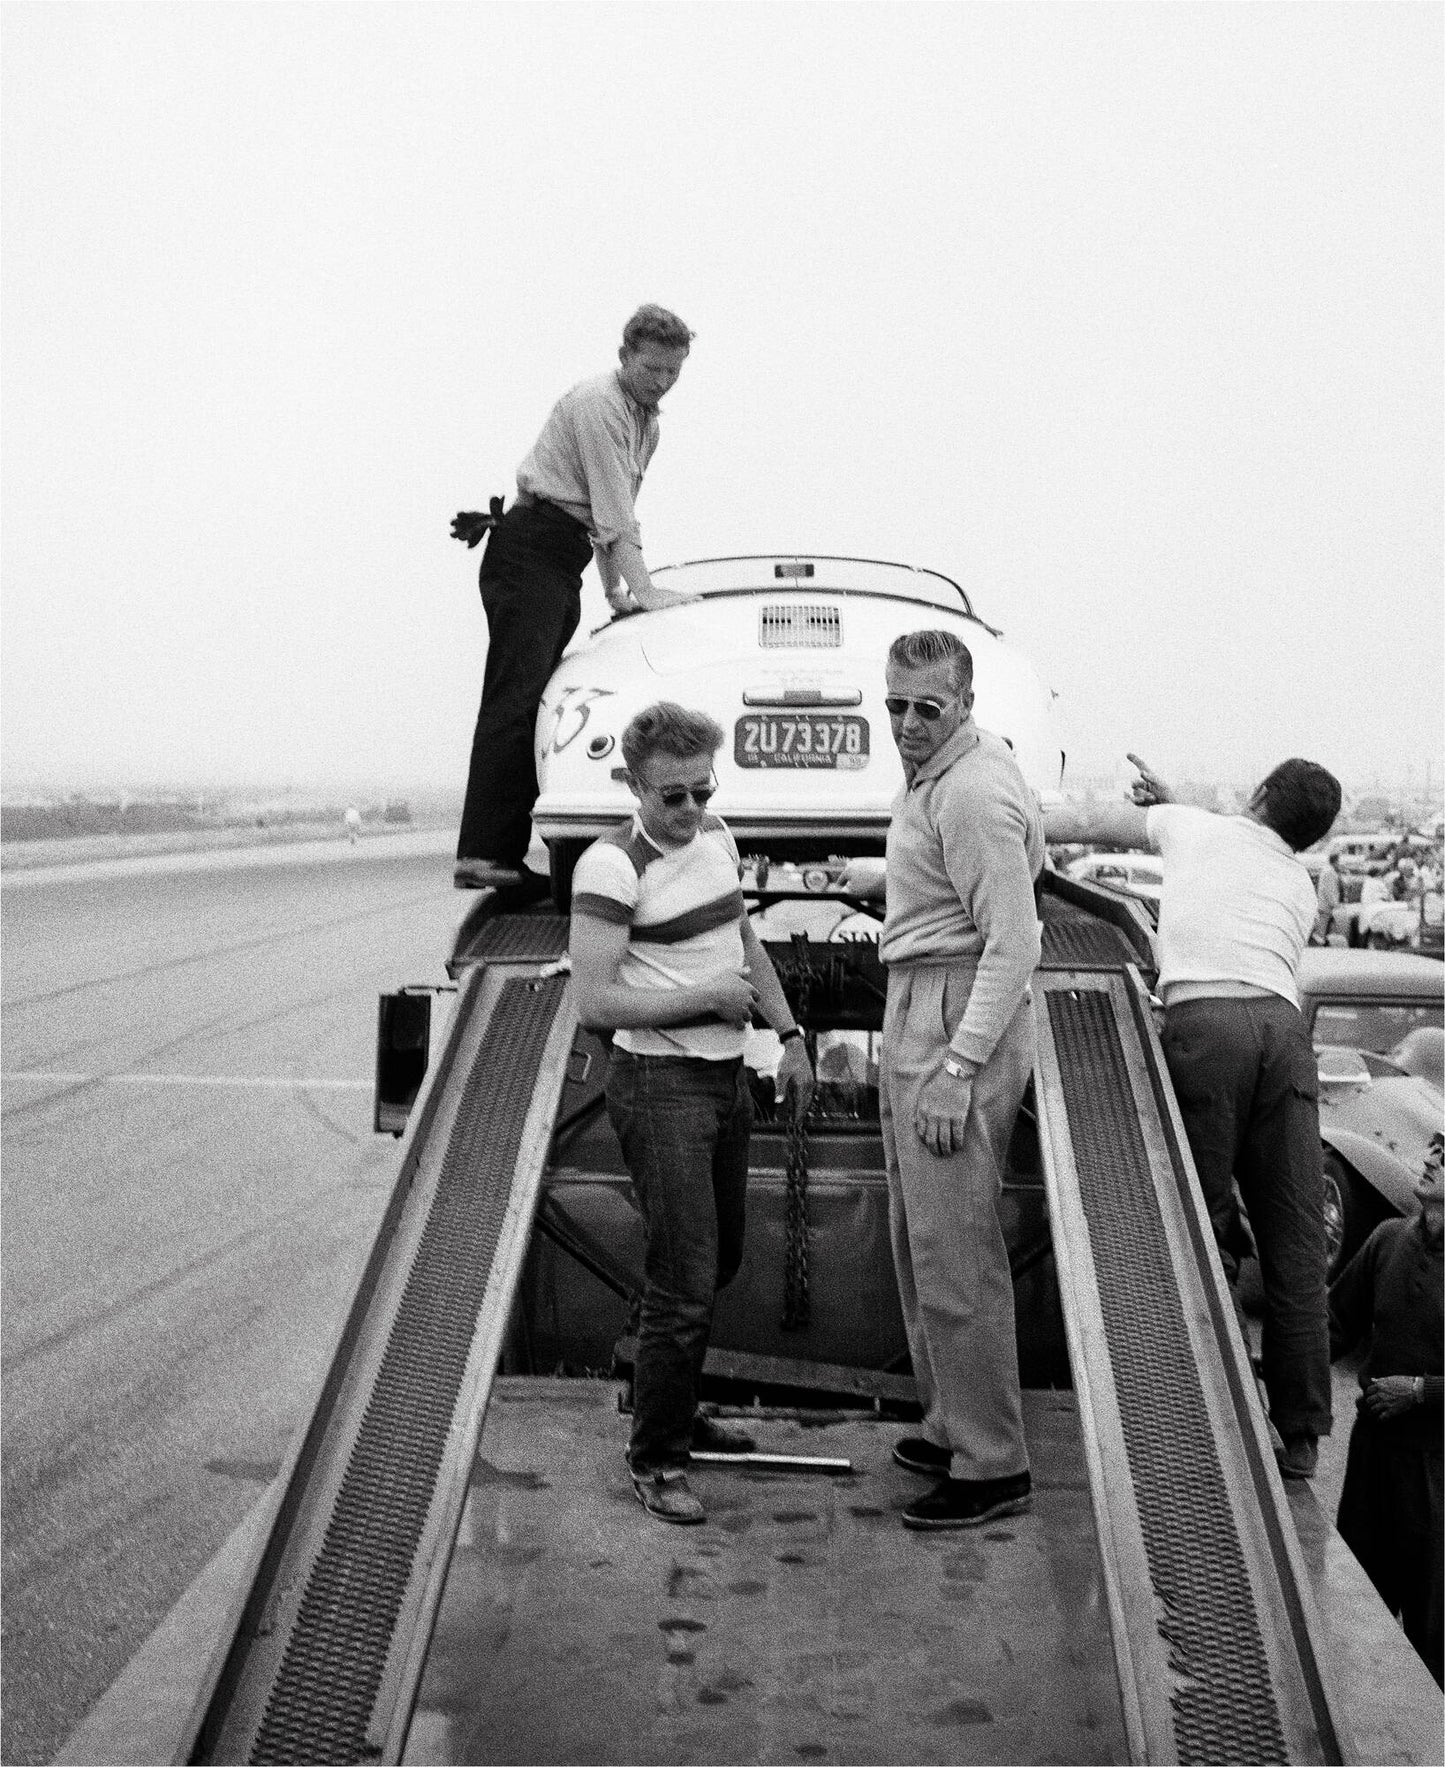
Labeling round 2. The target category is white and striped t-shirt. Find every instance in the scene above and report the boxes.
[571,812,747,1059]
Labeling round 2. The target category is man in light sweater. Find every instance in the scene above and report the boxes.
[876,629,1043,1530]
[1043,754,1342,1480]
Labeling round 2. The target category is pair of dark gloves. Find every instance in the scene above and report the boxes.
[449,496,506,548]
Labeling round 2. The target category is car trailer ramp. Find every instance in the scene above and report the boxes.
[1034,964,1353,1765]
[176,897,1394,1765]
[185,937,578,1765]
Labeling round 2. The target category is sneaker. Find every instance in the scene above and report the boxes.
[453,859,526,890]
[1275,1434,1318,1481]
[632,1468,706,1525]
[691,1414,756,1456]
[901,1471,1032,1531]
[892,1436,952,1476]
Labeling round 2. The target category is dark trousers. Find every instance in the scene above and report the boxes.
[1162,994,1332,1438]
[456,500,592,865]
[1337,1421,1443,1686]
[605,1050,752,1474]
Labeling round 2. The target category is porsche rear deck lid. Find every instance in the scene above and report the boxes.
[650,553,976,616]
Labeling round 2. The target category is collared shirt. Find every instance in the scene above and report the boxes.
[571,811,746,1060]
[880,719,1044,1068]
[515,370,659,550]
[1145,806,1316,1008]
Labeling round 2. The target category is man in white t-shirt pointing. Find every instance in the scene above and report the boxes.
[1043,755,1343,1483]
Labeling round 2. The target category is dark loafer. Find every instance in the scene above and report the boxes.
[692,1414,756,1455]
[632,1468,706,1525]
[892,1436,951,1476]
[901,1471,1032,1531]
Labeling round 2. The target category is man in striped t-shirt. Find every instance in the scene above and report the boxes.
[569,703,813,1525]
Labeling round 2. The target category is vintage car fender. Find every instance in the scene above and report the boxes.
[1318,1072,1440,1216]
[532,555,1063,872]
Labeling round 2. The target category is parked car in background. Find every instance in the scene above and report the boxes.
[1298,948,1445,1274]
[1354,888,1444,955]
[1324,831,1399,875]
[1063,850,1163,906]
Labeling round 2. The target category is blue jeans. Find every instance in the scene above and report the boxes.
[1161,994,1331,1439]
[606,1050,752,1474]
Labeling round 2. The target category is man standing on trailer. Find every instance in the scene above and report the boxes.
[451,305,699,891]
[1042,753,1341,1480]
[568,702,814,1525]
[877,629,1044,1530]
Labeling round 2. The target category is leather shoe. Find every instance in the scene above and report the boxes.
[632,1468,705,1525]
[692,1414,756,1455]
[901,1471,1032,1531]
[1276,1434,1318,1480]
[892,1436,951,1476]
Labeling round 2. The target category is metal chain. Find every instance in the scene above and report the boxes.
[781,1084,811,1330]
[788,933,817,1019]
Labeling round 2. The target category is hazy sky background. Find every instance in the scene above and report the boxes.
[3,2,1441,798]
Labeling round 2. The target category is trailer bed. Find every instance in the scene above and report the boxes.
[403,1380,1125,1767]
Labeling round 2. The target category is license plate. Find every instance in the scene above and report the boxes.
[734,713,870,769]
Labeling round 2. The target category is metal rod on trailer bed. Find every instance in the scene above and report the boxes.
[689,1451,855,1473]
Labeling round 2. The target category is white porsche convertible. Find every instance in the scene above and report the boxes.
[532,554,1063,905]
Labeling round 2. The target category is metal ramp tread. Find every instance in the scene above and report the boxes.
[188,966,577,1764]
[450,910,570,969]
[1035,970,1352,1765]
[1039,911,1142,969]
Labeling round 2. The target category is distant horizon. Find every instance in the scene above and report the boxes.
[1,766,1438,810]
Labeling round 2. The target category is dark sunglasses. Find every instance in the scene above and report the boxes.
[651,778,717,809]
[884,695,956,722]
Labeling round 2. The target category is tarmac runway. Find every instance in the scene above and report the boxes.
[0,832,1379,1763]
[0,834,462,1765]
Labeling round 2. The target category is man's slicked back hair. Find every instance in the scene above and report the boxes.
[1254,758,1342,851]
[621,701,724,775]
[887,629,974,696]
[622,305,694,353]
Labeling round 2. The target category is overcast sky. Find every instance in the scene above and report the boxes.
[3,2,1440,798]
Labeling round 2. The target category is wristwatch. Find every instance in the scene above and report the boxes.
[779,1026,804,1044]
[942,1055,973,1081]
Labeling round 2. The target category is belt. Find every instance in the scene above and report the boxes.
[513,490,588,531]
[609,1048,743,1069]
[883,953,982,974]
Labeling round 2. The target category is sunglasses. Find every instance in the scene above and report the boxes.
[648,777,717,809]
[884,695,956,722]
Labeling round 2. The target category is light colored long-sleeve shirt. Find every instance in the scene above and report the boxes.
[515,370,659,550]
[880,721,1043,1068]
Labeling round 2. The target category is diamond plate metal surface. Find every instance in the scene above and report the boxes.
[246,976,565,1764]
[1047,986,1288,1766]
[1039,911,1140,969]
[465,914,570,962]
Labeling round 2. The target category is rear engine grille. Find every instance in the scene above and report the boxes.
[759,604,841,648]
